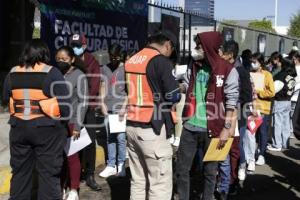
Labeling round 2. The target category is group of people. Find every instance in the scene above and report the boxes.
[4,30,300,200]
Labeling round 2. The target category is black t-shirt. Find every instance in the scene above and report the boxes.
[127,48,181,136]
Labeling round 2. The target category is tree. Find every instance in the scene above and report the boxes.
[248,19,276,33]
[288,11,300,38]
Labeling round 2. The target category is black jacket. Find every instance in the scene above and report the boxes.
[234,58,253,106]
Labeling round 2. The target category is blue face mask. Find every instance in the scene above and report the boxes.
[73,47,84,56]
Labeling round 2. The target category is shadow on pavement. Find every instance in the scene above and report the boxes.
[105,167,131,200]
[231,174,300,200]
[267,149,300,193]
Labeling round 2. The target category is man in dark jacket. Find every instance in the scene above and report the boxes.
[218,40,253,199]
[176,32,239,200]
[70,34,102,191]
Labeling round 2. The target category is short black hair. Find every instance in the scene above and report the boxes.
[57,46,75,59]
[241,49,252,60]
[147,32,173,47]
[109,43,122,56]
[269,51,280,62]
[19,39,50,68]
[222,40,239,59]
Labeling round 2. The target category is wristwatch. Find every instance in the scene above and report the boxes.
[224,122,232,129]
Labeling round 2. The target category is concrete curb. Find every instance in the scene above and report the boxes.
[0,167,11,195]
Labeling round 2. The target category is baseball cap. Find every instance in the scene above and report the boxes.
[70,34,87,47]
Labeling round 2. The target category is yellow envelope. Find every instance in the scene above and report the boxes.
[203,138,234,162]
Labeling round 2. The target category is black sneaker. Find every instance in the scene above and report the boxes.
[228,183,238,196]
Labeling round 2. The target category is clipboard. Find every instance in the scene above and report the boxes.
[203,138,234,162]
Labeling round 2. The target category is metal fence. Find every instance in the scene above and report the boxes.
[148,2,215,64]
[148,1,300,63]
[217,22,300,58]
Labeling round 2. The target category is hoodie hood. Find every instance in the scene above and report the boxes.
[197,31,231,73]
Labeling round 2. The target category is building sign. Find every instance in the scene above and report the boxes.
[40,0,148,54]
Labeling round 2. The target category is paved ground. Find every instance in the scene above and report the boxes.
[1,109,300,200]
[80,139,300,200]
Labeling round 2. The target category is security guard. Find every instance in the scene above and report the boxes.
[125,31,181,199]
[2,39,70,200]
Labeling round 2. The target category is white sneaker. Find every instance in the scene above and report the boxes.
[63,189,68,200]
[117,163,126,177]
[172,137,180,147]
[267,146,282,152]
[66,190,79,200]
[238,167,246,181]
[256,155,265,166]
[169,135,175,144]
[247,160,255,172]
[99,166,117,178]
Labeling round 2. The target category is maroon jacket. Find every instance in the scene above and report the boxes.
[83,52,101,109]
[183,32,233,137]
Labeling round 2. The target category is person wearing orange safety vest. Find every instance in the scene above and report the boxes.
[2,39,70,200]
[125,31,181,200]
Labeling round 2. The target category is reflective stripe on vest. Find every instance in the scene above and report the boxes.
[9,64,60,120]
[125,48,160,123]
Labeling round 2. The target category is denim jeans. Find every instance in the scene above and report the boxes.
[239,125,247,165]
[257,115,271,156]
[218,155,231,194]
[104,117,127,167]
[290,101,297,134]
[243,128,256,163]
[272,101,291,149]
[176,128,218,200]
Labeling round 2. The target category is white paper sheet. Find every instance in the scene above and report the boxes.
[250,72,265,90]
[108,114,126,133]
[174,65,188,79]
[64,127,92,156]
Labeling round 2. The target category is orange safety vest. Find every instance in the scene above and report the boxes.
[125,48,177,123]
[9,64,61,120]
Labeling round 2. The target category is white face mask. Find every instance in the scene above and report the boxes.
[191,48,204,61]
[252,62,260,70]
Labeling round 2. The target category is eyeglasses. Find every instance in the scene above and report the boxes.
[111,56,121,61]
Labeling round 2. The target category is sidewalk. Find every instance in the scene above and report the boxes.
[79,139,300,200]
[1,112,300,200]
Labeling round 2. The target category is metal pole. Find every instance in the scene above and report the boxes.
[183,13,186,63]
[274,0,278,28]
[188,14,191,61]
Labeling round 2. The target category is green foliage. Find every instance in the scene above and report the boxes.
[288,11,300,38]
[248,19,276,33]
[32,27,40,39]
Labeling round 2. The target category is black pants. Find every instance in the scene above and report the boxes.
[176,128,218,200]
[81,108,97,176]
[9,123,67,200]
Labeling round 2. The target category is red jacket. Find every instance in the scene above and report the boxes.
[84,52,101,109]
[183,32,233,137]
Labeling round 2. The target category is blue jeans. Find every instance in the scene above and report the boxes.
[105,118,127,167]
[257,115,271,156]
[290,101,296,134]
[239,125,246,165]
[218,155,231,194]
[272,101,291,149]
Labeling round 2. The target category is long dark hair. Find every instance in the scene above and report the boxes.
[56,46,86,73]
[252,52,267,70]
[282,58,297,77]
[19,39,50,68]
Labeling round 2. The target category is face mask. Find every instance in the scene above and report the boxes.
[57,61,71,74]
[251,62,260,70]
[73,47,85,56]
[191,48,204,61]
